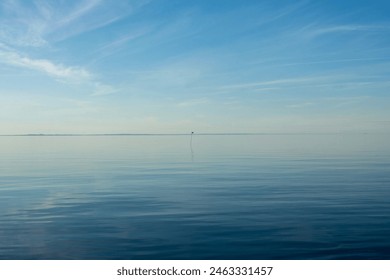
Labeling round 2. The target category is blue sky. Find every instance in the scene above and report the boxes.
[1,0,390,134]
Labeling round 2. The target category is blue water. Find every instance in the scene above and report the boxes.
[0,134,389,259]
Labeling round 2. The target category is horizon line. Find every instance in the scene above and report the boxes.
[0,132,383,137]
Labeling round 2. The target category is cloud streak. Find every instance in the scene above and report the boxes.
[0,0,148,47]
[296,23,390,40]
[91,83,118,96]
[0,1,132,93]
[55,0,103,27]
[0,46,118,96]
[177,98,210,107]
[218,77,326,90]
[0,47,91,81]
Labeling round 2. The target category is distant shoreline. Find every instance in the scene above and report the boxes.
[0,132,382,136]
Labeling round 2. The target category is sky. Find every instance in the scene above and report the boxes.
[0,0,390,134]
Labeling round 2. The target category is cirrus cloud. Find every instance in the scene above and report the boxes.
[0,46,91,82]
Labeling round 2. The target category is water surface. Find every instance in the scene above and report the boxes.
[0,134,389,259]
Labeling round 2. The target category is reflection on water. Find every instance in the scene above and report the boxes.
[0,134,390,259]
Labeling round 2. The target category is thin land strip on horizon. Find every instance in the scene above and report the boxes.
[0,132,379,136]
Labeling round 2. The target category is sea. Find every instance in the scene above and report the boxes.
[0,134,389,259]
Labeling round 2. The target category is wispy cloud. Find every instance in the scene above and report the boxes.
[177,98,210,107]
[96,26,154,56]
[91,83,118,96]
[0,0,48,47]
[303,24,390,38]
[55,0,103,27]
[286,102,315,108]
[0,47,91,81]
[284,96,370,111]
[0,0,148,47]
[48,0,151,43]
[0,1,132,92]
[215,72,386,93]
[273,57,390,67]
[0,43,118,96]
[219,77,326,90]
[325,95,370,107]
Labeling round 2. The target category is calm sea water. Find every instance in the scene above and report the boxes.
[0,134,389,260]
